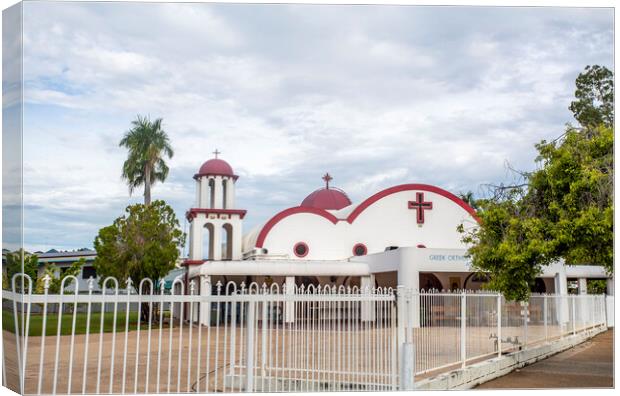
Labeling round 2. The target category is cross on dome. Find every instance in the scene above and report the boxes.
[213,149,221,159]
[322,173,333,189]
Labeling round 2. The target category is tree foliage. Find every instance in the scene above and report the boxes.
[569,65,613,128]
[93,200,185,289]
[120,115,174,205]
[587,279,607,295]
[34,259,84,294]
[458,191,479,210]
[459,66,613,301]
[3,249,38,287]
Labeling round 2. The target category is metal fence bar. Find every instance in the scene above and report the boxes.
[460,292,466,368]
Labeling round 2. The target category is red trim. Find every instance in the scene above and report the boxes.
[255,183,480,248]
[186,208,247,221]
[193,172,239,181]
[293,242,309,258]
[255,207,339,248]
[183,259,205,266]
[352,243,368,256]
[347,183,480,224]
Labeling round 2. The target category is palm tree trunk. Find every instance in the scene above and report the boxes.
[144,166,151,205]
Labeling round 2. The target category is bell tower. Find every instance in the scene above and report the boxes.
[186,150,246,262]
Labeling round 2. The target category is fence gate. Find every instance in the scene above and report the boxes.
[230,284,399,392]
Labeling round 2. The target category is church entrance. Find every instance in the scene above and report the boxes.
[420,273,443,291]
[295,276,320,289]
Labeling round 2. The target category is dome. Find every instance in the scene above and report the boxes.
[301,187,352,210]
[195,158,237,179]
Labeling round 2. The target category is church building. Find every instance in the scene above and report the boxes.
[183,154,612,323]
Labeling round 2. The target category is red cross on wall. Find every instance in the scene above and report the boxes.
[408,192,433,224]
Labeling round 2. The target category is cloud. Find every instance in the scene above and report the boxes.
[13,2,613,251]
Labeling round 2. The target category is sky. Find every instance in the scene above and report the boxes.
[6,2,614,253]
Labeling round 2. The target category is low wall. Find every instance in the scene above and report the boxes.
[415,325,608,390]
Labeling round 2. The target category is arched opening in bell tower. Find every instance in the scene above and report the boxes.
[203,223,215,260]
[209,179,215,208]
[222,179,228,209]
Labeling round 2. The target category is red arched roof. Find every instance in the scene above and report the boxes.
[300,187,352,210]
[194,158,238,180]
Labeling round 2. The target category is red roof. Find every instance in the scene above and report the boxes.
[301,187,352,210]
[195,158,237,179]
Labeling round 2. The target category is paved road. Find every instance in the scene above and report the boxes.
[477,329,614,389]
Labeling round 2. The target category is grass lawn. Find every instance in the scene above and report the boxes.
[2,310,171,336]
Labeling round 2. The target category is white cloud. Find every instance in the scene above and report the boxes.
[15,2,613,250]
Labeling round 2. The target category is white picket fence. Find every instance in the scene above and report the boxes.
[1,273,608,394]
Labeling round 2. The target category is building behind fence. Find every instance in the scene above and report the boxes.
[1,273,608,394]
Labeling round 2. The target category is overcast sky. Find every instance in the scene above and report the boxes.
[11,2,614,253]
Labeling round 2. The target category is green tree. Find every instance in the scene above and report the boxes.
[458,191,479,210]
[34,259,83,294]
[119,115,174,205]
[587,279,607,295]
[569,65,613,129]
[459,66,613,301]
[93,200,185,287]
[94,201,185,321]
[3,249,38,287]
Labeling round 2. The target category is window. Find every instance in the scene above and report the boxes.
[352,243,367,256]
[82,266,97,279]
[293,242,309,258]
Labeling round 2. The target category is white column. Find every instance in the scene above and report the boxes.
[200,177,209,208]
[605,277,614,327]
[195,179,201,207]
[200,275,211,326]
[578,278,589,325]
[213,176,223,209]
[606,277,614,296]
[555,271,569,327]
[578,278,587,294]
[231,219,243,260]
[189,219,203,260]
[361,275,376,321]
[397,263,420,328]
[226,179,235,209]
[211,222,222,260]
[285,276,295,323]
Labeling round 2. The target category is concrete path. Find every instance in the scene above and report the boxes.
[477,329,614,389]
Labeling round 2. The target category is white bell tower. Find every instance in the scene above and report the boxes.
[186,150,246,263]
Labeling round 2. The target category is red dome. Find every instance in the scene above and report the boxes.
[301,187,352,210]
[196,158,237,179]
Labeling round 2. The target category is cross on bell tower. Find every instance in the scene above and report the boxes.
[322,173,333,189]
[408,192,433,224]
[213,149,221,159]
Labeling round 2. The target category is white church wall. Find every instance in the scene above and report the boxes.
[260,189,478,260]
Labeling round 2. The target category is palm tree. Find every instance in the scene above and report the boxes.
[119,115,174,205]
[458,191,479,210]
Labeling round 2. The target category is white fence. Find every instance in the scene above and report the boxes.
[1,274,608,394]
